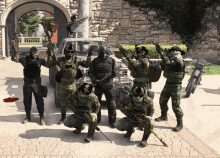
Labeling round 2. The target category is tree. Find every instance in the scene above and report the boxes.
[123,0,220,57]
[18,11,41,36]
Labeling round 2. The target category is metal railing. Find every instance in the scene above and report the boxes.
[19,37,47,44]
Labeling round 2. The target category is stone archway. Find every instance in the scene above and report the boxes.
[0,0,71,57]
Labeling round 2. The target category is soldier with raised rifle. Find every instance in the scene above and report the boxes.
[46,44,94,124]
[154,43,185,132]
[11,47,49,125]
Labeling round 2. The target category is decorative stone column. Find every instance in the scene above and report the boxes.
[79,0,89,38]
[0,25,6,57]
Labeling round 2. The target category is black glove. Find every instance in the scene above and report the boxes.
[155,42,163,55]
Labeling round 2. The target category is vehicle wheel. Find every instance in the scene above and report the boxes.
[185,78,196,98]
[49,65,59,87]
[192,77,200,93]
[54,82,61,107]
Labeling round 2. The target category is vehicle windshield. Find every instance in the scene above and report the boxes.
[60,41,113,56]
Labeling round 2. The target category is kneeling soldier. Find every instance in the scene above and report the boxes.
[115,86,155,147]
[64,83,100,142]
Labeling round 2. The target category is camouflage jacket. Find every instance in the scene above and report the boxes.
[161,54,185,83]
[126,57,150,82]
[69,92,100,115]
[47,56,91,79]
[119,94,154,119]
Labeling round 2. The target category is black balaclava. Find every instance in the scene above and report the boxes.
[98,46,108,60]
[64,44,75,60]
[29,47,38,60]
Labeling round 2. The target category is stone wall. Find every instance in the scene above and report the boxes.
[69,0,220,58]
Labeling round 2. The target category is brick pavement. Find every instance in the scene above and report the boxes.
[0,57,219,158]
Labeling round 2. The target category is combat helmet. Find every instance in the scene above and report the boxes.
[131,86,146,103]
[168,46,185,55]
[64,44,75,59]
[78,83,94,95]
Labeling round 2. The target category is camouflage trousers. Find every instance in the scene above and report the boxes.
[115,116,154,135]
[59,79,77,114]
[64,113,98,136]
[159,83,184,120]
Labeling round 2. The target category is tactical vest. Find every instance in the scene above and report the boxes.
[163,59,185,80]
[128,95,150,115]
[23,56,41,78]
[92,57,113,81]
[60,57,77,79]
[130,58,149,79]
[74,94,93,111]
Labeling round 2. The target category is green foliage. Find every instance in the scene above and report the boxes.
[123,0,220,48]
[18,11,41,34]
[186,63,220,75]
[114,44,187,59]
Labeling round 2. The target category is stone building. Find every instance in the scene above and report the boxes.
[0,0,219,58]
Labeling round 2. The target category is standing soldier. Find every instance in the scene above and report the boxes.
[115,86,155,147]
[155,44,185,132]
[11,47,48,125]
[47,44,93,124]
[88,46,117,128]
[64,83,100,142]
[120,45,155,97]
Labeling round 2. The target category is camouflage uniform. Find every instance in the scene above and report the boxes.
[115,86,155,147]
[47,44,92,124]
[125,46,151,92]
[155,45,185,132]
[64,83,100,142]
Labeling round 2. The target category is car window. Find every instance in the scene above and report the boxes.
[57,41,65,55]
[63,41,113,56]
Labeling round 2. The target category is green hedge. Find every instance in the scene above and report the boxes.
[114,44,187,59]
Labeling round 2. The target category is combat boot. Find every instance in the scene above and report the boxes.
[155,112,167,122]
[124,127,134,138]
[173,119,183,132]
[23,113,31,124]
[58,113,66,125]
[40,115,45,126]
[109,122,115,128]
[84,130,95,143]
[73,124,85,134]
[140,133,150,147]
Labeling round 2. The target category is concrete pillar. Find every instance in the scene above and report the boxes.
[79,0,89,38]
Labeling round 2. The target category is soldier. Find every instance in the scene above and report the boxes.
[120,45,151,91]
[11,47,48,125]
[115,86,155,147]
[64,83,100,142]
[46,44,93,124]
[88,46,117,128]
[155,44,185,132]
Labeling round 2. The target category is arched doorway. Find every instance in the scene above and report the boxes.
[0,0,71,57]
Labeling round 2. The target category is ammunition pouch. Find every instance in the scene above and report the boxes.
[41,85,48,98]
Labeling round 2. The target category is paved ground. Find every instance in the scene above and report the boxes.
[0,57,220,158]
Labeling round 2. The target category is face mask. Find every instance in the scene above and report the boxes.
[98,50,107,59]
[30,53,38,59]
[133,95,143,103]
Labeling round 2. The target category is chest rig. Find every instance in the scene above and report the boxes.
[163,59,185,80]
[23,56,41,78]
[74,94,93,111]
[131,58,149,78]
[61,57,77,79]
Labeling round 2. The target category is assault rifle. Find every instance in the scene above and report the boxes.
[41,18,57,62]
